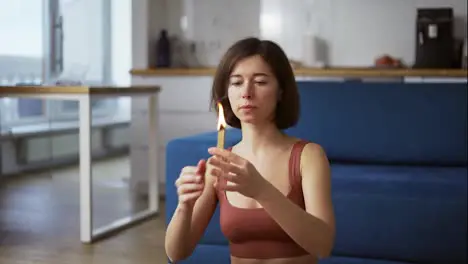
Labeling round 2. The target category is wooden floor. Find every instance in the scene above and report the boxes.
[0,157,168,264]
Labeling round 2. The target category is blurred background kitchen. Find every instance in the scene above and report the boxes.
[144,0,468,69]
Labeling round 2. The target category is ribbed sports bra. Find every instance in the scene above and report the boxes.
[216,140,310,259]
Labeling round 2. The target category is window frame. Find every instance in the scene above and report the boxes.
[0,0,116,131]
[52,0,113,119]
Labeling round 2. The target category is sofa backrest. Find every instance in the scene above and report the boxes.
[165,81,467,263]
[285,81,467,166]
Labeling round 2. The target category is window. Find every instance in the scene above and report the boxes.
[0,0,47,128]
[52,0,113,120]
[0,0,119,131]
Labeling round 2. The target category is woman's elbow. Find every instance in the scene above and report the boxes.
[314,244,333,259]
[317,247,333,259]
[305,240,333,259]
[165,242,192,262]
[317,233,335,259]
[167,255,185,263]
[166,250,190,263]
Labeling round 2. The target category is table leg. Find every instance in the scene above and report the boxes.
[148,94,159,212]
[79,95,92,243]
[79,94,159,243]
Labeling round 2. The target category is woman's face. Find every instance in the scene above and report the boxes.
[227,55,280,126]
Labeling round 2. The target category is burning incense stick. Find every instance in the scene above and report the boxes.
[217,102,226,149]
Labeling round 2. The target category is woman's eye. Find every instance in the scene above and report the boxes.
[255,81,267,85]
[230,82,242,86]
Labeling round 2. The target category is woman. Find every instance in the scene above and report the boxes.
[165,37,335,264]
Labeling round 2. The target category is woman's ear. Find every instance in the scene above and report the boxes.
[277,89,283,101]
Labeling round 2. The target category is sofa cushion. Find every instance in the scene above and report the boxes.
[166,131,466,263]
[331,163,467,264]
[286,82,467,166]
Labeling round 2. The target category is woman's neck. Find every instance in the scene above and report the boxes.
[239,122,287,156]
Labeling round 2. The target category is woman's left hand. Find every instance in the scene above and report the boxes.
[207,147,269,199]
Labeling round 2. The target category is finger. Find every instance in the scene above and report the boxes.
[222,184,238,192]
[175,173,202,186]
[196,159,207,175]
[213,178,224,189]
[175,174,202,187]
[208,157,243,175]
[210,167,240,183]
[214,180,238,192]
[179,191,203,203]
[181,166,198,174]
[208,147,244,165]
[178,183,204,195]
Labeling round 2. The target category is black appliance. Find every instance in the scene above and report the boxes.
[413,8,454,69]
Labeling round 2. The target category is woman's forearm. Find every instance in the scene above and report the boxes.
[165,204,194,261]
[165,173,219,262]
[256,183,334,258]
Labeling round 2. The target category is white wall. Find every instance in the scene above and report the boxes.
[111,0,132,86]
[129,0,167,193]
[325,0,467,66]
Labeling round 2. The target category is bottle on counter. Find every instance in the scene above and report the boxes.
[156,29,171,68]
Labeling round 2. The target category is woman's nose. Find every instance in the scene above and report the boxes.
[241,82,253,99]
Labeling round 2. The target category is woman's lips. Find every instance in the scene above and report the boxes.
[239,105,256,110]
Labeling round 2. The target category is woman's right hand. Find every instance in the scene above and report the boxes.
[175,159,206,208]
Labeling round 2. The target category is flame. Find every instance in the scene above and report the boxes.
[217,102,227,130]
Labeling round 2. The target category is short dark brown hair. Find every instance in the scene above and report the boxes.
[210,37,300,130]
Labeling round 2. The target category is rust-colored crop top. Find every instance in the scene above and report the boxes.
[216,140,310,259]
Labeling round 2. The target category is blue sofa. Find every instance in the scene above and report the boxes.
[165,81,467,264]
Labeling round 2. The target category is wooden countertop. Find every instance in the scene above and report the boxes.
[0,85,161,96]
[130,67,468,78]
